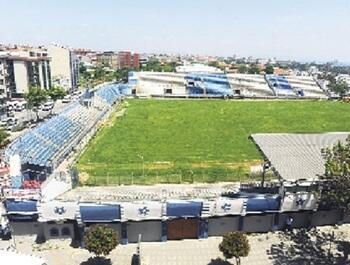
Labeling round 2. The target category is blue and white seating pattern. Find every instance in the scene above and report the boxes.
[95,84,122,105]
[185,74,233,96]
[265,75,295,96]
[5,84,124,169]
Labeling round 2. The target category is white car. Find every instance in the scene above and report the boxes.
[62,95,71,103]
[41,102,54,111]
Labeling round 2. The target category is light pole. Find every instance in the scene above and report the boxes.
[137,154,144,178]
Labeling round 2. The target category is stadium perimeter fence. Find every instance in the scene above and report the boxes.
[76,165,274,186]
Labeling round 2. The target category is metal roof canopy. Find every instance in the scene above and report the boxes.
[251,133,349,182]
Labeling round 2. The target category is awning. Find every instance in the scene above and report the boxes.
[80,204,121,223]
[122,201,163,221]
[5,200,38,215]
[280,192,317,212]
[166,201,202,217]
[213,198,245,216]
[246,195,281,213]
[38,201,78,222]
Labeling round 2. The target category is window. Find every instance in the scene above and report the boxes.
[50,227,59,237]
[61,227,71,236]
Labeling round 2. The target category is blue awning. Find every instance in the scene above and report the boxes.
[80,204,121,222]
[5,200,38,214]
[166,201,202,217]
[246,196,281,213]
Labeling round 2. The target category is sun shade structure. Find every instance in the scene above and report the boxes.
[38,201,78,222]
[212,198,245,216]
[166,201,203,217]
[5,199,38,221]
[246,195,281,213]
[5,199,38,215]
[251,133,349,182]
[79,204,121,223]
[122,201,163,221]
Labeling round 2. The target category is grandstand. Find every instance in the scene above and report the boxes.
[265,74,296,97]
[129,72,326,98]
[4,83,124,183]
[227,74,274,97]
[285,75,327,98]
[185,73,233,96]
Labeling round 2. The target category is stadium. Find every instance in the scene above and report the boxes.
[1,72,350,244]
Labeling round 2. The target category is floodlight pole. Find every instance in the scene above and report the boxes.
[138,154,144,178]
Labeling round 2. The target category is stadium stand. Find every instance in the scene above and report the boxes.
[185,73,233,96]
[285,75,327,98]
[265,74,296,97]
[130,72,327,98]
[4,84,124,181]
[227,74,275,97]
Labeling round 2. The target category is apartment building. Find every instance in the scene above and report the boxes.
[117,51,140,69]
[47,44,79,91]
[0,48,51,99]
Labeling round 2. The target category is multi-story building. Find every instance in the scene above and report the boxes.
[0,48,51,99]
[117,51,140,69]
[47,44,79,91]
[95,51,118,69]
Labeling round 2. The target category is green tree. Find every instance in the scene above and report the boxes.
[248,65,260,74]
[47,86,67,101]
[319,136,350,210]
[84,225,119,257]
[0,129,9,148]
[265,64,274,74]
[219,232,250,265]
[329,80,349,97]
[25,87,47,121]
[237,64,248,74]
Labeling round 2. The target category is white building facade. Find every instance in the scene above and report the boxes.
[47,44,79,91]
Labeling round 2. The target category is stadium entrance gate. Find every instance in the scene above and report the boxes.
[167,219,198,240]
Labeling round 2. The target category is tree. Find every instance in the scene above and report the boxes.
[264,64,274,74]
[248,65,260,74]
[25,87,47,121]
[47,86,67,101]
[84,225,119,257]
[329,80,349,97]
[319,136,350,210]
[219,232,250,265]
[0,129,9,148]
[237,64,248,74]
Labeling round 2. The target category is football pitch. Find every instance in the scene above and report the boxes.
[77,99,350,185]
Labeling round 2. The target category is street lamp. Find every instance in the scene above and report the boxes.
[137,154,144,178]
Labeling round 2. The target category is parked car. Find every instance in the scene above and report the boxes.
[41,101,54,111]
[62,95,71,103]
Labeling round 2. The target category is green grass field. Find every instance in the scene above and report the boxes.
[77,99,350,185]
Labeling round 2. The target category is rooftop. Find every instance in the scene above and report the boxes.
[251,132,349,182]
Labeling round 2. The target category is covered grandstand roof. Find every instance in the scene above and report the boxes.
[251,133,349,182]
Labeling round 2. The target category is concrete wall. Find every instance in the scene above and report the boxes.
[278,212,312,229]
[208,216,240,236]
[10,221,39,236]
[242,214,275,232]
[311,210,341,227]
[42,223,74,239]
[105,223,122,242]
[127,221,162,243]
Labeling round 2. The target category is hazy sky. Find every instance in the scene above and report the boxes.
[1,0,349,62]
